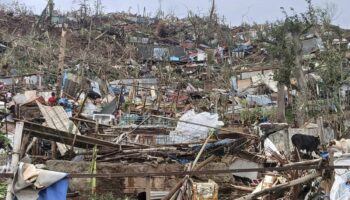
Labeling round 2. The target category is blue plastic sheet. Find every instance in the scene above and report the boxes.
[192,139,235,152]
[38,177,69,200]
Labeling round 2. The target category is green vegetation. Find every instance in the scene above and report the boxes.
[0,182,7,199]
[0,131,10,147]
[239,100,274,125]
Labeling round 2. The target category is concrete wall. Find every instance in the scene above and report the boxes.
[268,127,335,153]
[229,158,262,180]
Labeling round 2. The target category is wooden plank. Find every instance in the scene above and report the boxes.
[231,185,254,192]
[317,117,325,146]
[283,158,322,167]
[37,103,81,155]
[6,122,24,200]
[22,121,130,149]
[70,117,111,127]
[146,176,151,200]
[237,151,267,164]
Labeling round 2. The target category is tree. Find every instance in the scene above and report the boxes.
[94,0,103,16]
[313,5,347,138]
[48,0,54,24]
[258,22,294,123]
[259,0,318,126]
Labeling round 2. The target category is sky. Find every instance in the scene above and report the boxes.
[2,0,350,28]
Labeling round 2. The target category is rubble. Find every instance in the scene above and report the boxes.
[0,1,350,200]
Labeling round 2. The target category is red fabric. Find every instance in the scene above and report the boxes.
[48,96,57,106]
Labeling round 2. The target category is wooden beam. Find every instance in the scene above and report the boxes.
[19,133,30,159]
[22,121,131,149]
[283,158,322,167]
[237,151,267,164]
[6,122,24,200]
[146,176,151,200]
[161,152,217,200]
[234,65,279,73]
[70,117,111,127]
[74,94,88,118]
[231,185,254,192]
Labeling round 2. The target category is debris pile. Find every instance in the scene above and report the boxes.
[1,1,350,200]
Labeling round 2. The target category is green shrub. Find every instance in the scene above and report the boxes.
[0,182,7,199]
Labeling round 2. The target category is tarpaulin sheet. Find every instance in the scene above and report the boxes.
[330,157,350,200]
[13,162,68,200]
[38,178,69,200]
[157,110,224,144]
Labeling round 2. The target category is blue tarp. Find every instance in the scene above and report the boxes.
[109,86,129,95]
[38,177,69,200]
[192,139,236,152]
[233,44,253,53]
[62,71,68,86]
[169,56,180,61]
[168,154,191,164]
[58,97,73,113]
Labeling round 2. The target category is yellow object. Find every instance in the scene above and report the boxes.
[90,145,97,198]
[192,179,218,200]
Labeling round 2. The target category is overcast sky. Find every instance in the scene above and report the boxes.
[2,0,350,28]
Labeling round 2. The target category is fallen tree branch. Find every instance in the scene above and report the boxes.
[231,185,254,192]
[236,172,321,200]
[283,158,322,167]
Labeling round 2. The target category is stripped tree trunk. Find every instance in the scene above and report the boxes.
[56,29,67,97]
[292,33,308,128]
[277,82,286,122]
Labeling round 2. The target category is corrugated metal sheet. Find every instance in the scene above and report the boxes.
[137,45,185,61]
[302,37,324,54]
[110,78,158,91]
[0,77,13,85]
[63,72,84,98]
[37,102,80,155]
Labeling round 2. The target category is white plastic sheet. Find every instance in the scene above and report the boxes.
[330,157,350,200]
[264,138,282,157]
[157,110,224,144]
[257,124,282,157]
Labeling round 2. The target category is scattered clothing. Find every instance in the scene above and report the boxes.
[58,97,73,117]
[48,96,57,106]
